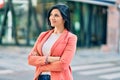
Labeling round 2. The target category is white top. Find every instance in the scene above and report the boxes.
[41,33,61,75]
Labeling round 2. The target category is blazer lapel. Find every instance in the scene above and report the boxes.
[50,29,68,55]
[37,30,54,55]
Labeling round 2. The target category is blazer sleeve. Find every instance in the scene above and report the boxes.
[28,32,47,66]
[40,34,77,72]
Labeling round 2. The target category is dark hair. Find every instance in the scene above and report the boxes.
[47,3,71,31]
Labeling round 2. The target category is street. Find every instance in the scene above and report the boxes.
[72,61,120,80]
[0,46,120,80]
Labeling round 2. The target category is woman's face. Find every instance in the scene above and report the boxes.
[49,9,65,28]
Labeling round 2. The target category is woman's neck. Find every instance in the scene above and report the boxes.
[53,27,65,34]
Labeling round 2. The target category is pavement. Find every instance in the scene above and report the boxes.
[71,47,120,66]
[0,46,120,71]
[0,46,34,72]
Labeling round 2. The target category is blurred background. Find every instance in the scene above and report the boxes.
[0,0,120,80]
[0,0,120,52]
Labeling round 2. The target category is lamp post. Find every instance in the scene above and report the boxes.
[117,4,120,53]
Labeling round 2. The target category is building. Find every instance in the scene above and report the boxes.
[0,0,66,46]
[67,0,120,53]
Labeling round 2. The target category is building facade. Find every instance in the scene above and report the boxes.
[68,0,120,53]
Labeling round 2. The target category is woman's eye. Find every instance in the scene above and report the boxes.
[54,14,59,17]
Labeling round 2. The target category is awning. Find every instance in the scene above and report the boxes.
[67,0,116,6]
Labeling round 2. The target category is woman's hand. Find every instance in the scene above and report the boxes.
[32,51,40,56]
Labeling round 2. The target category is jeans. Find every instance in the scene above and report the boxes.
[38,75,50,80]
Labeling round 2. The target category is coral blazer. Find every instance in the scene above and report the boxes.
[28,29,77,80]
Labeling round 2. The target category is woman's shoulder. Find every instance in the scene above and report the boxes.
[68,31,77,38]
[66,31,77,42]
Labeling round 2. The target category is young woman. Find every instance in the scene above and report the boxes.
[28,3,77,80]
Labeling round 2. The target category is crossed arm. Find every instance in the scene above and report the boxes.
[32,51,60,63]
[28,35,77,72]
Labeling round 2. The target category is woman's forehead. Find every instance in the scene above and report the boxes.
[51,9,60,13]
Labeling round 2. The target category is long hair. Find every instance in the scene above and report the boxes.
[47,3,71,31]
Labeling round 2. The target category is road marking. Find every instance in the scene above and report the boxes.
[71,63,114,71]
[0,70,14,74]
[99,72,120,79]
[78,67,120,75]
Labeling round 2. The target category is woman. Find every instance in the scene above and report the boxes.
[28,3,77,80]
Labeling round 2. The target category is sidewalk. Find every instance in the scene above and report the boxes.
[71,47,120,66]
[0,46,34,71]
[1,46,120,80]
[0,46,120,70]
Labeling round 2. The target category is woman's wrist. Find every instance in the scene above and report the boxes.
[45,56,49,64]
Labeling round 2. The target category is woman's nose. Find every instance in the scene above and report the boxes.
[50,15,55,20]
[51,16,55,20]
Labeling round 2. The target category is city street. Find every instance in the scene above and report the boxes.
[0,46,120,80]
[72,61,120,80]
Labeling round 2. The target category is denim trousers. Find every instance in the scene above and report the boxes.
[38,75,50,80]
